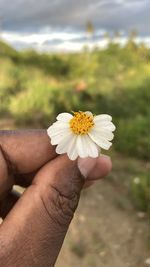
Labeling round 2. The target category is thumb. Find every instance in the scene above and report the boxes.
[0,155,87,267]
[34,154,85,213]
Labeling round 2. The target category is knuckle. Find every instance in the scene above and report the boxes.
[56,191,79,217]
[41,185,80,227]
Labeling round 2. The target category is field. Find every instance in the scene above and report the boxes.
[0,38,150,266]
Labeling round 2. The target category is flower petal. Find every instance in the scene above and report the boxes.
[94,114,112,123]
[76,135,88,158]
[50,131,71,145]
[84,134,99,158]
[47,127,69,138]
[47,122,70,136]
[89,129,112,150]
[67,135,78,160]
[56,132,75,154]
[94,121,116,132]
[93,126,114,141]
[56,112,73,122]
[76,135,99,158]
[101,124,116,132]
[85,111,93,117]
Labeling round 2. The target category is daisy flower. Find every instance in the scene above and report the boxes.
[47,111,116,160]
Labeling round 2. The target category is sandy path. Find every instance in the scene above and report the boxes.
[56,160,150,267]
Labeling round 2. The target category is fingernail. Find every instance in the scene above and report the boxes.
[77,157,98,179]
[101,154,111,160]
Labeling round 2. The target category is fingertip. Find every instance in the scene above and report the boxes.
[98,155,112,173]
[77,157,98,178]
[87,155,112,180]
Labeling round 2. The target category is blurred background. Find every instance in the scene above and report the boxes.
[0,0,150,266]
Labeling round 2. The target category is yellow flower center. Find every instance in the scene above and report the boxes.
[70,112,94,135]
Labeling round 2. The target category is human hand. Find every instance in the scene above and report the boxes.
[0,130,112,267]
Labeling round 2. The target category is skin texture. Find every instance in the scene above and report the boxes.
[0,130,112,267]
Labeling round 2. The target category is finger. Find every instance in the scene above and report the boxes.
[89,155,112,179]
[0,155,85,266]
[0,130,56,174]
[0,130,56,199]
[1,155,111,218]
[15,155,112,188]
[0,181,94,221]
[78,155,112,180]
[83,181,95,189]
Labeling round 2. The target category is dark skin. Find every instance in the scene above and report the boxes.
[0,130,112,267]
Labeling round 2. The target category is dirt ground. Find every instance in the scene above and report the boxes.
[56,156,150,267]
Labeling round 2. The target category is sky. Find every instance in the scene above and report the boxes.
[0,0,150,52]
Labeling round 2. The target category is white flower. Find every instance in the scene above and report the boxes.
[47,111,116,160]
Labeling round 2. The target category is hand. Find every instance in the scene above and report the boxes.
[0,130,112,267]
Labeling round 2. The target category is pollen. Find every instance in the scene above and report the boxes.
[70,112,94,135]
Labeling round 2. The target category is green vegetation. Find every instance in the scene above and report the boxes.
[0,39,150,212]
[131,174,150,213]
[1,40,150,158]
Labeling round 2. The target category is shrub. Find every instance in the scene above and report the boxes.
[115,116,150,160]
[1,41,150,161]
[131,175,150,212]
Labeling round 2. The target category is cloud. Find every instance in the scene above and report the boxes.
[0,0,150,51]
[2,28,150,53]
[0,0,149,34]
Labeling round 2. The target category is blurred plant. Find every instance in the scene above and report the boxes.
[86,21,94,38]
[86,21,94,35]
[126,29,138,52]
[0,38,150,161]
[116,116,150,160]
[114,31,121,39]
[131,175,150,213]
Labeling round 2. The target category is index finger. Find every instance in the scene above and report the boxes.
[0,130,56,174]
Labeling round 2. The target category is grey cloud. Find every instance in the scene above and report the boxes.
[0,0,150,34]
[43,38,63,46]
